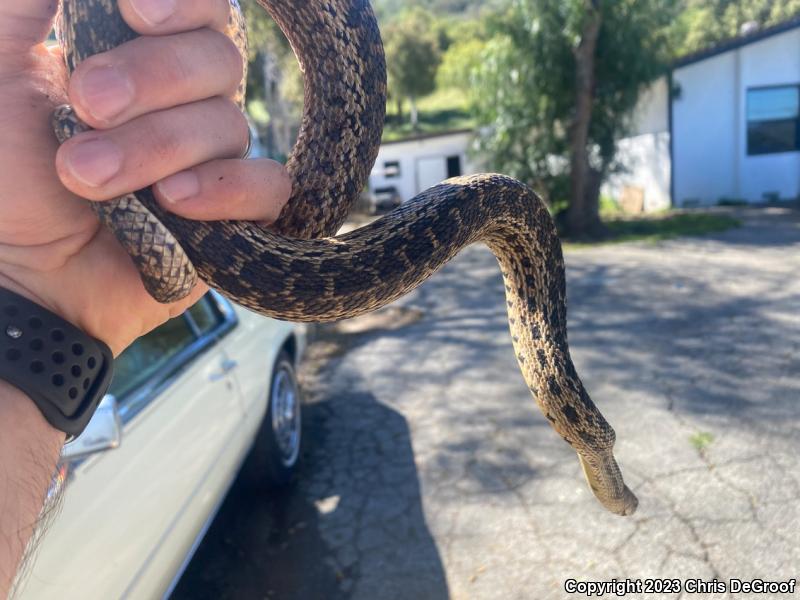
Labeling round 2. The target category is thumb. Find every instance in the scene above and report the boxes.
[0,2,58,57]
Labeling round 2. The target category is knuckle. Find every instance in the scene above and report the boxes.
[138,99,245,169]
[214,96,249,141]
[156,37,198,88]
[209,30,245,89]
[154,30,242,94]
[128,34,205,93]
[139,117,183,164]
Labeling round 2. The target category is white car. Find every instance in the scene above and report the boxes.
[17,292,307,600]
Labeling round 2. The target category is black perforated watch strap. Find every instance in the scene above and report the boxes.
[0,287,114,438]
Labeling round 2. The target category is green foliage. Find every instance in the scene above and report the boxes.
[384,9,442,123]
[672,0,800,56]
[599,195,623,218]
[240,0,294,106]
[372,0,500,23]
[246,98,270,126]
[241,0,288,59]
[437,36,488,92]
[383,90,475,140]
[689,431,715,453]
[470,0,676,205]
[604,214,740,243]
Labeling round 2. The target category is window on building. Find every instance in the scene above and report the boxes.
[446,155,462,178]
[384,161,401,178]
[746,85,800,155]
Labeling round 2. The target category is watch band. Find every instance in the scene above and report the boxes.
[0,287,114,439]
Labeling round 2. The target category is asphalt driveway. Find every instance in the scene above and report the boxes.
[173,207,800,600]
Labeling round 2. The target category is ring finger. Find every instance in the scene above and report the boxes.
[55,96,249,201]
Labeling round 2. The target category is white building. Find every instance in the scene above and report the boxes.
[604,77,672,212]
[672,19,800,206]
[612,17,800,209]
[368,129,481,202]
[372,19,800,211]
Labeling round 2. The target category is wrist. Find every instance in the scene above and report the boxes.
[0,381,64,599]
[0,380,66,446]
[0,283,115,437]
[0,269,123,355]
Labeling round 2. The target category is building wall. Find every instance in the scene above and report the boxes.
[369,131,481,202]
[604,131,672,212]
[673,28,800,205]
[737,28,800,202]
[673,52,739,205]
[631,76,670,135]
[603,77,671,212]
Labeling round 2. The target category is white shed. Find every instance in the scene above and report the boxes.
[368,129,483,203]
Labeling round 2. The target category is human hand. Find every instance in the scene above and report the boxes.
[0,0,291,356]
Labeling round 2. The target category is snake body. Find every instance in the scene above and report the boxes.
[56,0,638,516]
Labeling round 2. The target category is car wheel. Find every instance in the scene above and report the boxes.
[246,350,303,489]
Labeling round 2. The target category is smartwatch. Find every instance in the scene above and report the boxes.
[0,287,114,439]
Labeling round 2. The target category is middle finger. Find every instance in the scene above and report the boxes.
[55,96,249,201]
[68,28,244,129]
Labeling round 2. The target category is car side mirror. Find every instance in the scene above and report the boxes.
[61,395,122,461]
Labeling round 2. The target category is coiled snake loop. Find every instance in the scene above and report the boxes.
[54,0,638,516]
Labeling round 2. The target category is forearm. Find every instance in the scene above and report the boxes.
[0,381,64,599]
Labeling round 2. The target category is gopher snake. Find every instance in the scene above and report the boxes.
[54,0,638,516]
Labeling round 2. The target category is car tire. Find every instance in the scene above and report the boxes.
[245,350,303,489]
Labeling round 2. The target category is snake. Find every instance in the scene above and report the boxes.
[54,0,638,516]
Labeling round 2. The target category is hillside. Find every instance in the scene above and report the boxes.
[371,0,498,21]
[372,0,492,138]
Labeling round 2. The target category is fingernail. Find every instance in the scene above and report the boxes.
[64,139,123,188]
[157,171,201,204]
[129,0,177,25]
[77,65,134,122]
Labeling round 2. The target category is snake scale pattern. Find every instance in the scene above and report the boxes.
[55,0,638,516]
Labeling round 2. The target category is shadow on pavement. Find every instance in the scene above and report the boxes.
[172,392,449,600]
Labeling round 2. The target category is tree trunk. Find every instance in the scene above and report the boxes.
[585,166,603,222]
[409,96,419,130]
[566,1,604,239]
[396,97,403,123]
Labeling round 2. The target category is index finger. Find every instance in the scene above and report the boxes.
[119,0,234,35]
